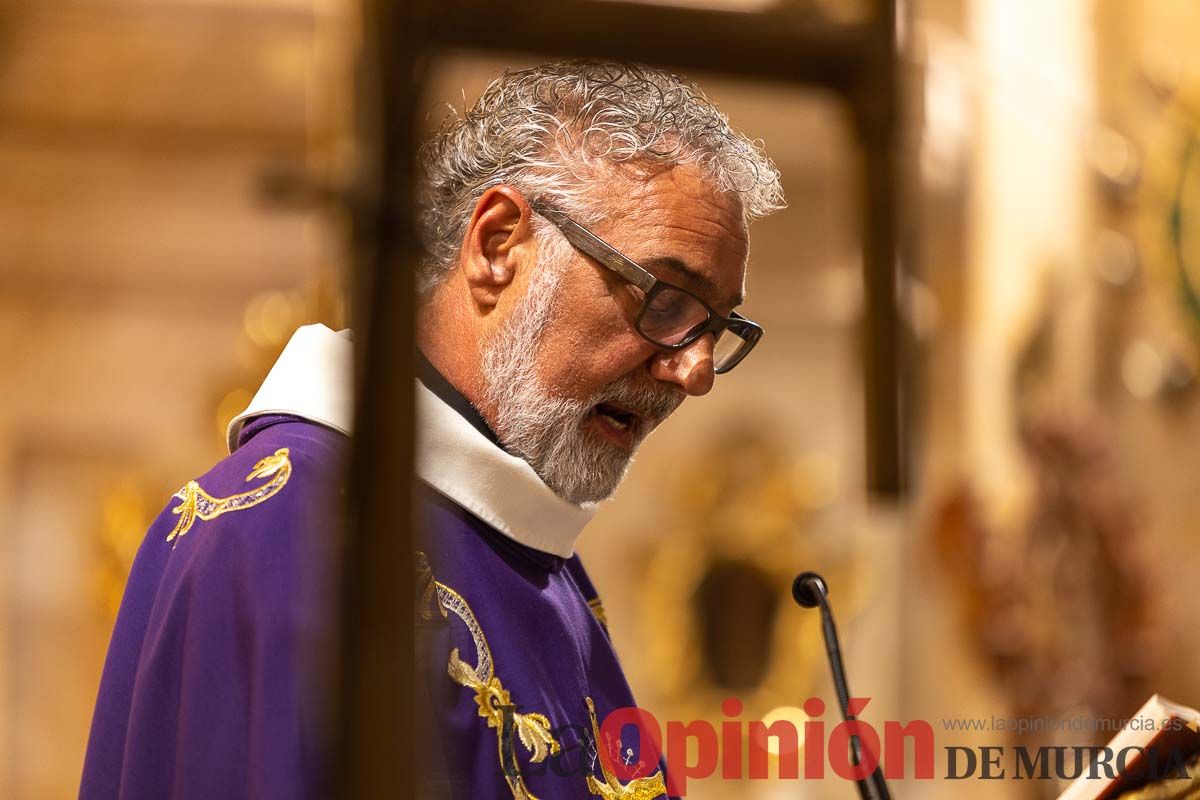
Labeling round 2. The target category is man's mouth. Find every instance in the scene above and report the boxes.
[589,402,643,448]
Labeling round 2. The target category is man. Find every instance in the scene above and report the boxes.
[81,60,783,799]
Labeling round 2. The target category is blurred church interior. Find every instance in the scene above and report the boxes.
[3,0,1200,798]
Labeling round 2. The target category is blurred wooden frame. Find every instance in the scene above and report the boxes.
[339,0,907,796]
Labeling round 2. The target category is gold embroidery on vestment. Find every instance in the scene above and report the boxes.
[587,597,610,631]
[585,697,666,800]
[424,566,560,800]
[415,551,448,621]
[166,448,292,546]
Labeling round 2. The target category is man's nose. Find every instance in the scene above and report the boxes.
[648,335,716,396]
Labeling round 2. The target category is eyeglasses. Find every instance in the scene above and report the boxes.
[530,200,764,374]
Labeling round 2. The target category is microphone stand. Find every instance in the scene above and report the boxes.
[793,571,893,800]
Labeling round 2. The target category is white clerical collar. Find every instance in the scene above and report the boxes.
[413,380,597,558]
[227,324,354,451]
[226,323,596,558]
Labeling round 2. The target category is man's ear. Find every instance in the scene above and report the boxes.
[460,185,535,310]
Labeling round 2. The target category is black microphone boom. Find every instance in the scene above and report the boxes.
[791,571,893,800]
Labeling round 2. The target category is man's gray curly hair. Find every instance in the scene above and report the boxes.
[417,60,786,292]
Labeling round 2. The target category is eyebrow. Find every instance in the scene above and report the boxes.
[641,255,745,311]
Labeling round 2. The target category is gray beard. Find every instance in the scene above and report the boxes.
[480,266,683,505]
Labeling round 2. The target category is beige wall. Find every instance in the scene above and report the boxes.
[7,2,1200,799]
[0,1,342,796]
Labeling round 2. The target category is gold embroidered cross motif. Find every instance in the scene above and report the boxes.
[421,560,560,800]
[585,697,666,800]
[166,448,293,546]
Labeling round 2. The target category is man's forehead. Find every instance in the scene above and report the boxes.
[603,165,745,225]
[597,168,750,309]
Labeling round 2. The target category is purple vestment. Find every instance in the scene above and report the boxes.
[415,484,669,798]
[80,415,343,799]
[82,404,669,798]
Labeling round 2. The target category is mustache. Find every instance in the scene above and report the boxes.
[591,376,686,424]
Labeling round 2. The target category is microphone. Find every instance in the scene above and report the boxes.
[792,572,892,800]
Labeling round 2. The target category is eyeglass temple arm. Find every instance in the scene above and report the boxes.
[533,202,764,334]
[529,202,658,293]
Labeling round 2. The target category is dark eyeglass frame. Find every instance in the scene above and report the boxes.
[529,199,764,374]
